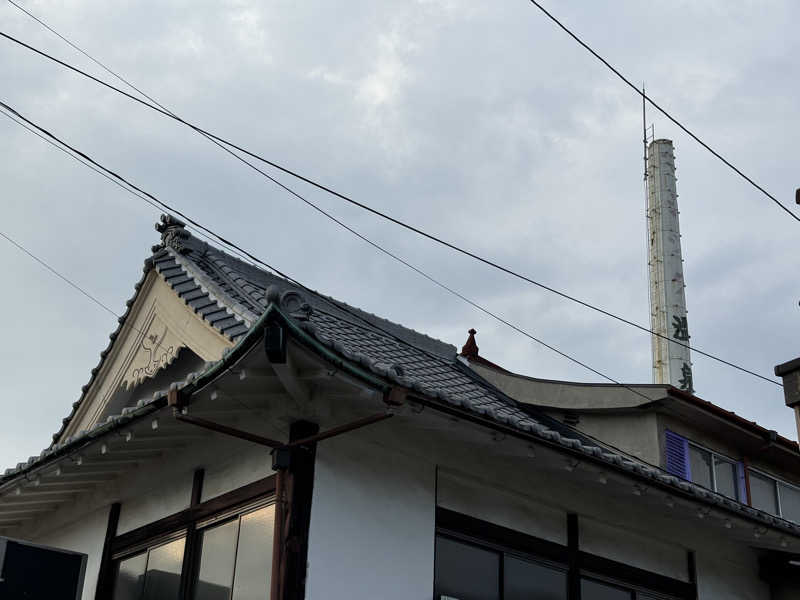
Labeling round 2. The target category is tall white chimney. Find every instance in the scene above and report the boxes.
[647,139,694,393]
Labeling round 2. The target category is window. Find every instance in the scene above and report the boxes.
[748,469,800,524]
[434,535,566,600]
[194,504,275,600]
[664,431,744,502]
[113,536,186,600]
[687,443,741,501]
[109,477,276,600]
[434,509,692,600]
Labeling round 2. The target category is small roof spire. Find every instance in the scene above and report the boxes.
[461,328,479,359]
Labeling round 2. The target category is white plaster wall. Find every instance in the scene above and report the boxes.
[32,504,110,600]
[437,467,566,545]
[116,459,194,534]
[695,546,771,600]
[117,433,273,534]
[305,433,436,600]
[579,516,686,581]
[200,441,273,502]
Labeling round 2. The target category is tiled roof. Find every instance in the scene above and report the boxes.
[5,215,799,538]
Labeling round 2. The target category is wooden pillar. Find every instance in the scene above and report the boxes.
[567,513,580,600]
[272,420,320,600]
[94,502,121,600]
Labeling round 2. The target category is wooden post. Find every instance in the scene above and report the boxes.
[271,421,319,600]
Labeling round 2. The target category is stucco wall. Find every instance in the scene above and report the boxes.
[305,432,436,600]
[696,547,771,600]
[572,412,661,467]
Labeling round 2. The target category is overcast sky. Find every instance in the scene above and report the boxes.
[1,0,798,466]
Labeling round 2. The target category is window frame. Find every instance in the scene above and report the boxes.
[106,475,276,600]
[434,507,696,600]
[747,466,800,523]
[686,440,740,501]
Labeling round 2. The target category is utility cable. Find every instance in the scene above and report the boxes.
[0,30,782,387]
[0,99,657,402]
[0,105,264,271]
[525,0,800,223]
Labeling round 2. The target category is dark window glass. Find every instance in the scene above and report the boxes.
[688,446,712,490]
[434,536,499,600]
[750,472,779,515]
[142,537,185,600]
[113,552,147,600]
[232,505,275,600]
[194,519,238,600]
[714,457,738,500]
[504,555,566,600]
[778,483,800,523]
[581,578,632,600]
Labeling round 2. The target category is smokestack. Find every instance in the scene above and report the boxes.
[774,358,800,442]
[647,139,694,393]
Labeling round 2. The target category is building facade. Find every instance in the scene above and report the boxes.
[0,217,798,599]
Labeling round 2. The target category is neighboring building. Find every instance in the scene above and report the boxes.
[0,216,798,599]
[464,334,800,529]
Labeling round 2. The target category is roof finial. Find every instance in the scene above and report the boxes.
[461,328,479,359]
[155,214,189,253]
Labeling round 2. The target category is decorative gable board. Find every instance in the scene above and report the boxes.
[60,270,234,439]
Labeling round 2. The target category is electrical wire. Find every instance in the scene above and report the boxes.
[525,0,800,224]
[0,30,782,388]
[0,99,658,403]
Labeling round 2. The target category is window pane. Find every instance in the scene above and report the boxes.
[714,457,738,500]
[113,552,147,600]
[778,483,800,523]
[194,519,239,600]
[688,446,712,489]
[504,555,566,600]
[142,537,185,600]
[232,505,275,600]
[750,472,779,515]
[434,536,499,600]
[581,578,632,600]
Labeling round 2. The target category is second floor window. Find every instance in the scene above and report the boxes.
[749,469,800,524]
[665,430,800,524]
[665,430,744,502]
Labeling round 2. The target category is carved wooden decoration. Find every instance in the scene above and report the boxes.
[122,315,185,390]
[61,271,233,438]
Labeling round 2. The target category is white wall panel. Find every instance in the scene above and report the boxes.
[306,433,436,600]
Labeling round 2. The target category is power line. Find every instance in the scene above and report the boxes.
[525,0,800,224]
[0,228,119,320]
[0,30,782,388]
[0,105,267,273]
[0,100,659,403]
